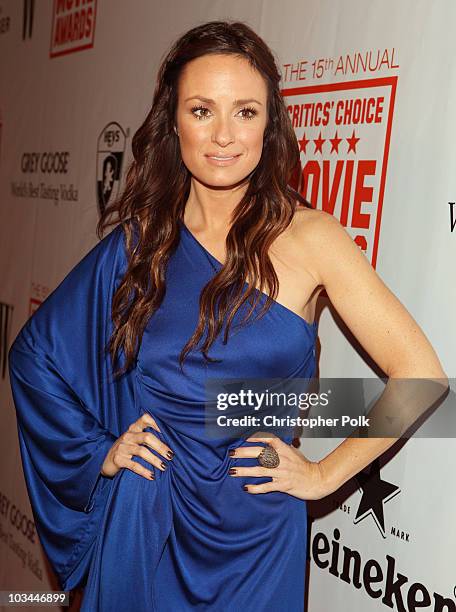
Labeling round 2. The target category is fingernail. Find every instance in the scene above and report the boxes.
[228,468,237,475]
[161,461,167,470]
[243,485,249,491]
[229,449,235,457]
[166,450,174,459]
[148,472,155,480]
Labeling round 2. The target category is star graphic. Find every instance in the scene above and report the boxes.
[329,131,342,154]
[353,458,400,538]
[298,133,310,154]
[347,129,360,154]
[313,131,325,154]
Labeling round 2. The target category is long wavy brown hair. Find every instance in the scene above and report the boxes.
[97,20,312,378]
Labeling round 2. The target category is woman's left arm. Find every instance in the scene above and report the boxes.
[231,210,448,499]
[297,210,449,495]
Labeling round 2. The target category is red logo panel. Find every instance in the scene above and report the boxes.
[283,77,397,268]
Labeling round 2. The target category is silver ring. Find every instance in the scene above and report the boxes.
[257,445,280,468]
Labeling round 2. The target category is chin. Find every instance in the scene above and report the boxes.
[192,166,258,189]
[195,173,251,190]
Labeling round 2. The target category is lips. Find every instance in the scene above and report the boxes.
[204,153,242,167]
[205,154,241,160]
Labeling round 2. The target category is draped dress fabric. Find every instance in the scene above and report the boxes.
[8,220,318,612]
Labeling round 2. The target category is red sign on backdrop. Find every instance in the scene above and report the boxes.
[50,0,97,58]
[283,76,397,268]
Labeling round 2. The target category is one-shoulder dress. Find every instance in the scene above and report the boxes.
[9,219,318,612]
[81,220,318,611]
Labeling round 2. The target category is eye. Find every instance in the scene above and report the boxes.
[191,105,211,120]
[238,106,258,120]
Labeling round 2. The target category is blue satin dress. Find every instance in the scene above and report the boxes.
[80,220,318,611]
[8,216,317,611]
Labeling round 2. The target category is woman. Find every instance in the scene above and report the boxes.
[8,20,447,612]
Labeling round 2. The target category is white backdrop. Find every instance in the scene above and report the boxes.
[1,1,454,610]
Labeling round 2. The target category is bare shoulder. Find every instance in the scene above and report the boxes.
[290,204,447,379]
[292,205,344,239]
[289,205,352,286]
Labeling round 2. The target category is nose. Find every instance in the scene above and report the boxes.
[212,114,235,147]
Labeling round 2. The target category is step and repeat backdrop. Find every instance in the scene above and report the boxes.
[0,1,455,610]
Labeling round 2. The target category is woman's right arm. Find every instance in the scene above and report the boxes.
[9,326,119,514]
[7,224,141,589]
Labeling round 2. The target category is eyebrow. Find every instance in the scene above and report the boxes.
[184,96,263,106]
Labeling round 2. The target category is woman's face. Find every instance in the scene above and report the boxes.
[175,53,268,188]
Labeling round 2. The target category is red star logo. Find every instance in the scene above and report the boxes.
[329,131,342,154]
[298,133,310,154]
[347,129,360,154]
[313,131,325,154]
